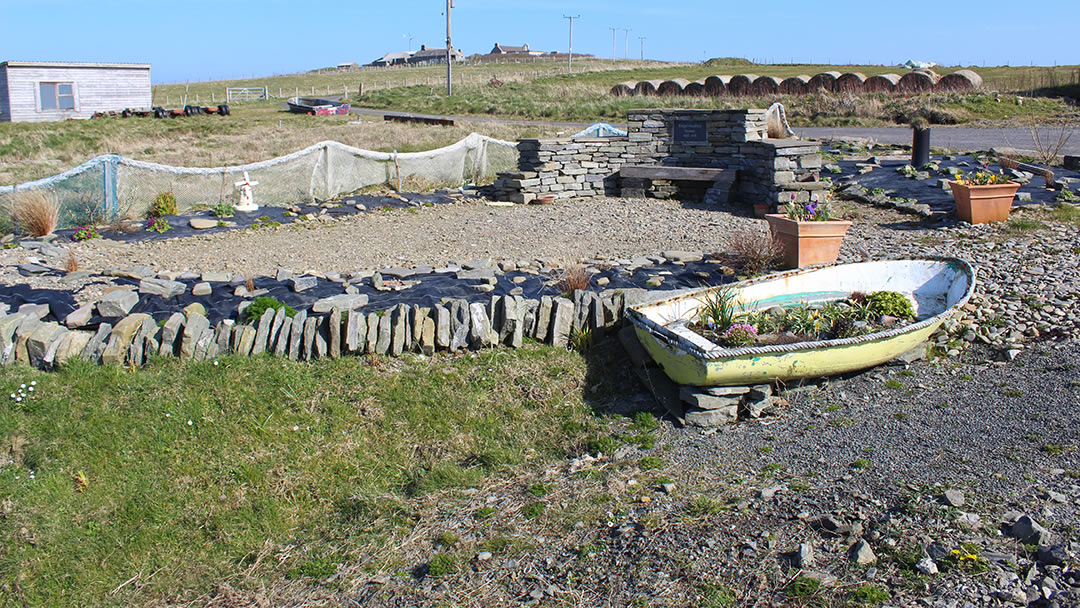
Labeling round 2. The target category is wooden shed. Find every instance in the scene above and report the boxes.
[0,61,151,122]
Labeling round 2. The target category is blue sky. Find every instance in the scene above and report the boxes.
[0,0,1074,83]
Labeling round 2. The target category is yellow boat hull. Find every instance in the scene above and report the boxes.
[626,257,974,386]
[633,321,941,386]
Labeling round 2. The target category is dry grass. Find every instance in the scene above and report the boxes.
[244,275,256,292]
[12,189,60,237]
[64,249,79,273]
[1030,123,1075,166]
[557,263,593,296]
[725,224,781,275]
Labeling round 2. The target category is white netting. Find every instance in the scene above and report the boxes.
[0,133,519,228]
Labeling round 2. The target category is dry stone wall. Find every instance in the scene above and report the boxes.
[492,108,827,209]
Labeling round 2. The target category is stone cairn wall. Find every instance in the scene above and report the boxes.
[0,282,626,370]
[491,108,827,211]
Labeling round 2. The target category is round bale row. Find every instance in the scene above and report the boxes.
[609,70,983,97]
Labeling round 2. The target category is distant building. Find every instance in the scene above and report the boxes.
[490,43,544,56]
[407,45,465,66]
[0,60,151,122]
[336,62,359,70]
[368,52,413,67]
[366,45,464,68]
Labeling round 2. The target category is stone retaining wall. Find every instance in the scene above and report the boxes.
[492,108,827,209]
[0,289,627,369]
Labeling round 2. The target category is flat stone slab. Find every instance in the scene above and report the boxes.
[139,278,186,299]
[97,290,140,318]
[312,294,369,313]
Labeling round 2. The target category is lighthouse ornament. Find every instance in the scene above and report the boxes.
[233,171,259,212]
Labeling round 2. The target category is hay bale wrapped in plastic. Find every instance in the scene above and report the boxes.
[863,74,900,93]
[898,69,940,93]
[657,78,691,96]
[835,73,866,94]
[937,69,983,92]
[779,75,811,96]
[727,74,757,97]
[633,79,663,96]
[808,71,842,93]
[609,81,635,97]
[750,75,783,96]
[683,79,707,97]
[704,75,731,96]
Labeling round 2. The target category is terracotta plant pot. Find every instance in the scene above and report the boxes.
[752,203,772,218]
[765,214,853,269]
[948,181,1021,224]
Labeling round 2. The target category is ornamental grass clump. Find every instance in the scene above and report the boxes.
[696,287,740,333]
[13,190,60,237]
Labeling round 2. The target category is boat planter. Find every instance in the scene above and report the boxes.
[948,181,1021,224]
[626,257,975,386]
[765,214,852,269]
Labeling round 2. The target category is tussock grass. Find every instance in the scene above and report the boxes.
[11,190,60,236]
[0,347,602,606]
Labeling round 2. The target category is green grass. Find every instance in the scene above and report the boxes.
[0,346,605,606]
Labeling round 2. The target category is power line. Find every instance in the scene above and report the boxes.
[564,15,580,74]
[639,36,646,61]
[620,28,632,59]
[609,27,617,63]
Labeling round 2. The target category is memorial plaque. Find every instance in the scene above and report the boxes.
[672,120,707,143]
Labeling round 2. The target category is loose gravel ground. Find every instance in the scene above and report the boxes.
[4,192,1080,607]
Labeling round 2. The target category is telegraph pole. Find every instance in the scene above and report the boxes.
[445,0,454,96]
[621,28,631,59]
[564,15,579,74]
[609,27,617,63]
[639,36,646,61]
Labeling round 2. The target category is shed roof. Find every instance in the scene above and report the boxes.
[1,60,150,69]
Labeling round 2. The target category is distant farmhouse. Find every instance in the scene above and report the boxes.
[366,45,465,68]
[489,43,544,56]
[0,61,151,122]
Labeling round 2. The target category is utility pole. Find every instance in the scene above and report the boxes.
[445,0,454,96]
[639,36,646,61]
[621,28,631,59]
[564,15,580,74]
[609,27,617,64]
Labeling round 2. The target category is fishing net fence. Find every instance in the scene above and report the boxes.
[0,133,519,230]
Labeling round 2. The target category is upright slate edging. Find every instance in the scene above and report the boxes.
[0,285,631,369]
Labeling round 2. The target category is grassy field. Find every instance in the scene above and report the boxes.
[355,61,1080,127]
[0,101,562,185]
[0,345,632,606]
[150,58,669,106]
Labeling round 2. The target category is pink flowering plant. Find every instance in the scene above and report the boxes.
[721,323,758,347]
[72,225,99,241]
[146,217,172,233]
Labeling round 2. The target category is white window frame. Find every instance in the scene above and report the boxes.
[37,81,77,112]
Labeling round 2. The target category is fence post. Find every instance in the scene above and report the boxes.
[103,156,119,220]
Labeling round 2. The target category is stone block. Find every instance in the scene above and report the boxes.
[550,297,573,347]
[288,310,307,361]
[139,278,185,299]
[97,290,139,318]
[102,314,150,365]
[180,313,210,361]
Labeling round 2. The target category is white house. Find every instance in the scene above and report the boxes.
[0,61,152,122]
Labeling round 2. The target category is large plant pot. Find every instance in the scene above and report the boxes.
[765,214,852,269]
[948,181,1021,224]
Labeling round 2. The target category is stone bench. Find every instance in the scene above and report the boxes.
[619,165,736,204]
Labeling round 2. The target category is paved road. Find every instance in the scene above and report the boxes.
[794,126,1079,156]
[350,107,592,130]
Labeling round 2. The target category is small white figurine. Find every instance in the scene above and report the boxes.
[233,171,259,212]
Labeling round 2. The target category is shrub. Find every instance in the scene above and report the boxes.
[721,323,757,347]
[211,202,234,218]
[725,225,780,275]
[13,190,60,237]
[850,584,890,604]
[866,291,915,319]
[148,191,177,218]
[243,296,296,323]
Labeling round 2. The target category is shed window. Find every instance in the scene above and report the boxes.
[39,82,75,111]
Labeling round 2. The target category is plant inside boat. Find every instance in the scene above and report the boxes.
[690,290,916,347]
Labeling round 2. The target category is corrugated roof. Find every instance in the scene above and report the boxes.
[1,60,151,69]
